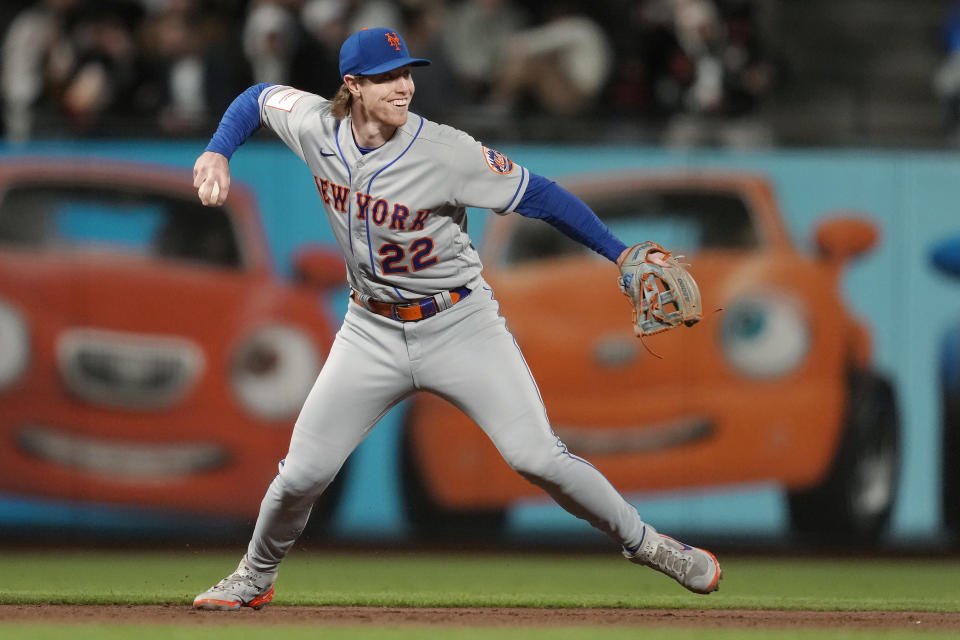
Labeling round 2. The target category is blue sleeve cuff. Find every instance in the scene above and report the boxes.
[205,83,273,159]
[515,173,627,263]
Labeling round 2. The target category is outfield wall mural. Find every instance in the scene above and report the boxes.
[0,141,954,547]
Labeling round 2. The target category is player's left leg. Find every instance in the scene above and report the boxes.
[414,286,721,594]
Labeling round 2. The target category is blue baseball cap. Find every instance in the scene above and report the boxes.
[339,27,431,78]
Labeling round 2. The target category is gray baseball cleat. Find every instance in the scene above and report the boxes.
[193,555,277,610]
[622,525,722,594]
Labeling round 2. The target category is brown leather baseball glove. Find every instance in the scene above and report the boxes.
[617,242,703,337]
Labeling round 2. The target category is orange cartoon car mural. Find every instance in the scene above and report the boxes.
[0,158,344,520]
[403,171,899,541]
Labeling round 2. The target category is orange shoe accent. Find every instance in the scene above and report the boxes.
[247,585,274,610]
[703,551,722,594]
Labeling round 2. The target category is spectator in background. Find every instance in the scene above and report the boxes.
[289,0,348,97]
[934,1,960,143]
[720,1,777,118]
[653,0,728,145]
[245,0,406,88]
[1,0,83,141]
[289,0,423,99]
[57,1,145,136]
[602,0,666,122]
[342,0,405,35]
[667,0,779,148]
[486,2,613,119]
[614,0,776,148]
[243,0,301,85]
[442,0,526,102]
[401,0,465,121]
[3,0,781,144]
[139,0,247,136]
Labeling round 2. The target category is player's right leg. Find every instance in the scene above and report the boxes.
[194,303,414,610]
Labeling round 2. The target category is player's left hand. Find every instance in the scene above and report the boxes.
[617,246,669,267]
[616,242,702,337]
[193,151,231,207]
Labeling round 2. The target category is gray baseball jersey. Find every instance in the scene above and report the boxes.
[258,85,529,302]
[207,83,701,599]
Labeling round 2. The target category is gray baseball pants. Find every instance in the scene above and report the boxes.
[244,285,646,571]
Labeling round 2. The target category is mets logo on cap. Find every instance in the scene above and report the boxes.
[385,31,402,51]
[482,147,514,175]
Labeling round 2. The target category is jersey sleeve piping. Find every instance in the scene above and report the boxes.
[495,166,529,214]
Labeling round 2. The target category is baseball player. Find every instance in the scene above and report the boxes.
[191,27,721,611]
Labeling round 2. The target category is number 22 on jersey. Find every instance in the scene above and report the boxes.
[378,238,437,274]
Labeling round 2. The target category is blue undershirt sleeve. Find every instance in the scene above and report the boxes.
[204,83,274,159]
[515,173,628,263]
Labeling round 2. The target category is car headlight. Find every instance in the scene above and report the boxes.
[720,293,810,379]
[230,325,321,420]
[0,300,29,391]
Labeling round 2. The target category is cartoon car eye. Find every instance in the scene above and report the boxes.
[0,299,29,390]
[720,293,810,378]
[231,324,321,420]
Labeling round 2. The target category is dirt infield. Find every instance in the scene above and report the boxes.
[3,606,960,631]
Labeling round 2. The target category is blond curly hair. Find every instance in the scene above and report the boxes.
[331,83,352,120]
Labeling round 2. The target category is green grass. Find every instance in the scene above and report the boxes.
[0,549,958,612]
[3,550,960,640]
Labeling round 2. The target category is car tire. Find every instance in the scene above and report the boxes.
[400,409,507,539]
[941,387,960,539]
[787,369,900,543]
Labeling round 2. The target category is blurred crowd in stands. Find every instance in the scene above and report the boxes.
[1,0,784,146]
